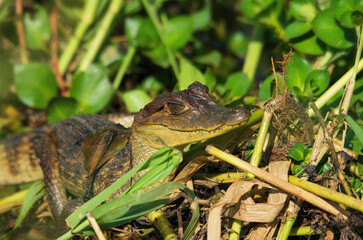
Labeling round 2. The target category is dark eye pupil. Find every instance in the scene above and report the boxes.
[168,103,185,114]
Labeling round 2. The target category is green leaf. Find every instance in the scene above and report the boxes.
[162,16,193,51]
[288,142,307,161]
[14,181,45,229]
[46,97,78,124]
[204,68,217,93]
[121,89,152,113]
[346,115,363,145]
[306,70,330,96]
[289,0,317,21]
[191,1,211,30]
[179,58,206,90]
[332,0,363,28]
[290,32,326,55]
[70,64,113,113]
[125,17,144,46]
[14,63,58,109]
[225,72,251,97]
[193,50,221,67]
[239,0,275,19]
[285,21,311,39]
[24,4,51,51]
[136,18,160,49]
[258,74,279,101]
[312,9,355,49]
[286,55,312,94]
[228,32,248,56]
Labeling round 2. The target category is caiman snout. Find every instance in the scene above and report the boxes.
[226,106,251,125]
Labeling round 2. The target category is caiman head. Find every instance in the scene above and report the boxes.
[132,82,251,149]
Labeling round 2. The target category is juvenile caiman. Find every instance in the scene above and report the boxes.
[0,82,250,227]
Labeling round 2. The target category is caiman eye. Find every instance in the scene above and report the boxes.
[167,101,189,115]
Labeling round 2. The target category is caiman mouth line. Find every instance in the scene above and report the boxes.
[141,119,249,133]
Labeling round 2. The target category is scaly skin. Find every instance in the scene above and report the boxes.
[0,82,250,228]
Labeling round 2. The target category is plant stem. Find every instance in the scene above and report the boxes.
[289,226,320,236]
[228,220,242,240]
[112,45,136,91]
[242,25,264,82]
[308,57,363,117]
[289,176,363,212]
[341,26,363,116]
[78,0,124,72]
[228,110,269,240]
[148,211,178,240]
[15,0,28,64]
[205,145,350,219]
[58,0,99,75]
[141,0,180,82]
[246,111,272,178]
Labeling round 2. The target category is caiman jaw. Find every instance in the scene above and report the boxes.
[134,116,249,149]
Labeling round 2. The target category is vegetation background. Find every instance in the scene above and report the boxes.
[0,0,363,239]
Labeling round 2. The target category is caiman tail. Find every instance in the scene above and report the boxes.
[0,131,44,185]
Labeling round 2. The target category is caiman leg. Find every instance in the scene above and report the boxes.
[32,130,68,225]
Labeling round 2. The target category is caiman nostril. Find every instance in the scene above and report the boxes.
[229,106,251,122]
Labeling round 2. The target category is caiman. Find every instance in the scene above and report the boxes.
[0,82,250,228]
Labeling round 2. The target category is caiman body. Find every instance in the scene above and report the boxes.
[0,82,250,226]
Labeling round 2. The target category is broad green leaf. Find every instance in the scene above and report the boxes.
[24,4,51,51]
[136,18,160,49]
[125,17,144,46]
[290,32,326,55]
[288,142,307,161]
[312,9,355,49]
[46,97,78,124]
[228,32,248,56]
[14,63,58,109]
[179,58,206,90]
[286,54,312,94]
[332,0,363,28]
[258,74,280,101]
[285,21,311,39]
[306,69,330,96]
[289,0,317,21]
[162,16,193,50]
[142,46,169,68]
[70,64,113,113]
[191,1,211,30]
[193,51,221,67]
[225,72,251,97]
[14,181,45,229]
[204,68,217,93]
[239,0,275,19]
[121,89,152,113]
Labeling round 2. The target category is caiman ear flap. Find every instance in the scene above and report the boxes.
[81,124,130,177]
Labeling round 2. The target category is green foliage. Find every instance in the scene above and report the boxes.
[121,89,152,113]
[46,97,78,123]
[288,143,312,176]
[14,63,58,109]
[179,58,206,90]
[70,64,113,113]
[312,9,355,49]
[24,5,51,51]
